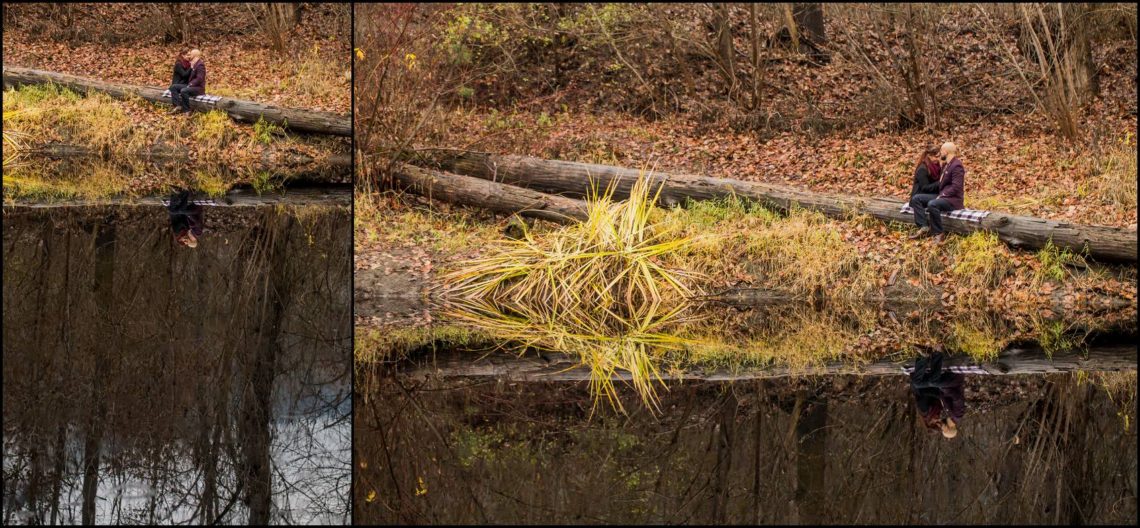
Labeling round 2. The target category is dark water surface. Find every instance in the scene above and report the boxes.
[2,205,352,524]
[357,287,1137,525]
[357,369,1137,524]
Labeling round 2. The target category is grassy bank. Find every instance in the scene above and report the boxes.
[356,186,1136,408]
[3,84,348,201]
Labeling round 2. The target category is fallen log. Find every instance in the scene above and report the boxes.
[3,66,350,136]
[393,344,1137,381]
[390,162,589,224]
[411,150,1138,263]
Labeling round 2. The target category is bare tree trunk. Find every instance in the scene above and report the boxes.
[162,3,186,43]
[49,425,65,525]
[261,3,300,53]
[792,3,826,45]
[82,221,116,525]
[794,393,826,524]
[711,3,737,96]
[749,4,764,110]
[239,215,292,525]
[902,5,937,130]
[711,394,736,523]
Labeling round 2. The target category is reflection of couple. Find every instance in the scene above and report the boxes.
[168,190,205,248]
[910,352,965,439]
[168,48,207,114]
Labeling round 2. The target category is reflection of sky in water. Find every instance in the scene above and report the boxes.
[2,206,351,525]
[5,410,349,525]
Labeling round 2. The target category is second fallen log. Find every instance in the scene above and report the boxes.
[389,163,589,224]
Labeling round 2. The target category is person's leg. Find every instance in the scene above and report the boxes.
[173,87,186,112]
[910,194,936,228]
[181,86,204,112]
[168,83,187,112]
[926,198,955,234]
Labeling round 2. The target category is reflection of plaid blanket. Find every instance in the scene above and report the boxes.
[162,198,217,206]
[902,365,987,375]
[160,90,222,105]
[901,203,990,222]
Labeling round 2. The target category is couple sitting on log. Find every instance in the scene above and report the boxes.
[168,48,207,115]
[908,141,967,243]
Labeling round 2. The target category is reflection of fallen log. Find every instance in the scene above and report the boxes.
[390,162,588,224]
[26,142,352,170]
[3,66,351,136]
[4,185,351,208]
[409,150,1138,263]
[396,344,1137,381]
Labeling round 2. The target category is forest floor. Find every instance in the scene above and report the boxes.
[355,5,1137,370]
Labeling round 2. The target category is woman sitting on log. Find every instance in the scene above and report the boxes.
[171,48,191,86]
[909,145,942,199]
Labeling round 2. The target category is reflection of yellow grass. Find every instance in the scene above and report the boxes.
[445,173,696,411]
[684,308,864,372]
[4,163,131,201]
[949,317,1010,362]
[354,324,488,365]
[194,170,229,198]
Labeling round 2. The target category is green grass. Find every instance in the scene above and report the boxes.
[253,115,286,145]
[1035,239,1087,283]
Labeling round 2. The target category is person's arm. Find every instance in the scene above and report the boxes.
[919,173,941,194]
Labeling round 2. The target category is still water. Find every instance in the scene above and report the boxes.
[357,291,1137,524]
[2,204,352,524]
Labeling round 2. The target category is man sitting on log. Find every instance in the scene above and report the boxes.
[909,141,966,243]
[168,48,207,115]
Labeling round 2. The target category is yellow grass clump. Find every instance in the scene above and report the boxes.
[443,173,699,411]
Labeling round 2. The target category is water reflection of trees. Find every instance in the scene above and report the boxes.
[358,373,1137,524]
[2,206,351,524]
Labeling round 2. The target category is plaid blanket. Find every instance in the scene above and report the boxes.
[901,364,988,375]
[162,198,217,206]
[900,203,990,223]
[160,90,222,105]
